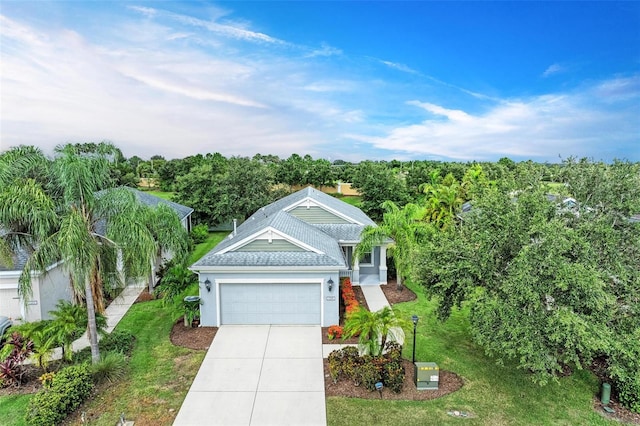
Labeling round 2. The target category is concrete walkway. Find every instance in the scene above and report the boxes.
[322,284,401,358]
[47,284,145,361]
[174,325,326,426]
[360,285,391,312]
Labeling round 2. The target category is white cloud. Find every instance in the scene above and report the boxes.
[380,60,419,75]
[306,43,342,57]
[1,7,638,163]
[542,63,566,77]
[349,76,640,161]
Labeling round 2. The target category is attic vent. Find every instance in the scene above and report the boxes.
[268,230,273,244]
[306,199,311,209]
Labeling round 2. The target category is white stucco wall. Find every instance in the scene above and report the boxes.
[0,263,73,323]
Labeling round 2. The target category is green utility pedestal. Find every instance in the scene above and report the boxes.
[414,362,439,390]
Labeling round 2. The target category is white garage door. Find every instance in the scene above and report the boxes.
[220,282,321,325]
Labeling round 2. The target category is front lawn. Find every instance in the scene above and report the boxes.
[187,231,229,264]
[0,394,32,426]
[63,300,204,425]
[326,279,615,426]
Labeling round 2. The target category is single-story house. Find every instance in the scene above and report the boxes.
[0,188,193,323]
[190,186,389,327]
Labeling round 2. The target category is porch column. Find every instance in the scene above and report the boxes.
[379,245,388,284]
[353,254,360,285]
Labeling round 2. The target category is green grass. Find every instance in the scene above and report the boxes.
[0,394,32,426]
[143,190,175,200]
[187,231,229,264]
[336,195,362,208]
[65,300,204,425]
[327,280,615,426]
[0,301,204,426]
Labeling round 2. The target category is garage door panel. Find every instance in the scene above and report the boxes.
[220,283,320,325]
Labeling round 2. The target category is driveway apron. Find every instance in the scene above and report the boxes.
[173,325,326,426]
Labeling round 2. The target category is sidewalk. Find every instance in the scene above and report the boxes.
[46,284,145,361]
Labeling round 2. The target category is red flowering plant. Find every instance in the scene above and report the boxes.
[327,325,344,340]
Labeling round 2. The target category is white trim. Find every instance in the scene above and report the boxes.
[284,197,365,225]
[215,278,324,326]
[218,226,323,255]
[0,259,64,278]
[0,282,19,289]
[190,266,339,273]
[359,250,374,267]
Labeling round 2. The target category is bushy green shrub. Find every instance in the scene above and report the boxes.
[90,352,128,384]
[100,330,135,355]
[74,330,136,364]
[25,364,93,426]
[608,330,640,413]
[190,224,209,244]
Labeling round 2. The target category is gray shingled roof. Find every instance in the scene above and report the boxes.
[122,187,193,221]
[193,210,347,268]
[249,186,375,226]
[192,187,379,269]
[0,240,30,272]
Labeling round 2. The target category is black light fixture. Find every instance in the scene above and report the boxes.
[204,278,212,292]
[412,314,419,363]
[327,278,334,292]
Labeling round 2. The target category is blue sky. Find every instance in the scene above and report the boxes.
[1,1,639,162]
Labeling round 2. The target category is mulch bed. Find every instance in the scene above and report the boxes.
[380,280,418,305]
[0,364,43,396]
[134,288,155,303]
[324,358,464,400]
[169,319,218,351]
[321,282,417,344]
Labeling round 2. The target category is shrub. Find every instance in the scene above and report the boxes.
[327,350,343,383]
[340,346,363,385]
[100,330,135,355]
[357,355,384,391]
[90,352,128,384]
[384,341,403,362]
[38,372,55,389]
[327,325,343,340]
[190,224,209,244]
[608,330,640,413]
[25,364,93,426]
[0,332,34,387]
[383,361,405,393]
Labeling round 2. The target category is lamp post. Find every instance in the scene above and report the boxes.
[412,314,419,363]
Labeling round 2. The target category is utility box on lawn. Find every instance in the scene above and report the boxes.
[414,362,439,390]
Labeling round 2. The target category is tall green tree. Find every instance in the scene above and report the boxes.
[0,143,188,363]
[351,161,410,221]
[415,177,640,405]
[355,201,430,289]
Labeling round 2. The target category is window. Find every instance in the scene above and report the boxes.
[360,250,373,266]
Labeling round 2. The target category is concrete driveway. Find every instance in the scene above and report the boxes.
[173,325,326,426]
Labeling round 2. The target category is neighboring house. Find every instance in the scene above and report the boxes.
[123,187,194,233]
[190,186,389,327]
[0,189,193,323]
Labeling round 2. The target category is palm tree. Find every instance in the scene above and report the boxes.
[343,306,408,356]
[46,300,106,362]
[421,176,464,228]
[355,201,430,289]
[0,144,188,363]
